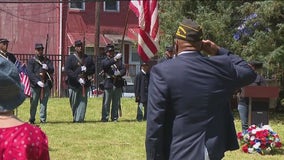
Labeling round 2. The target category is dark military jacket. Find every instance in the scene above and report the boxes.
[27,55,54,88]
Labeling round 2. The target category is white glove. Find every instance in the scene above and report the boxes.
[42,64,48,70]
[78,78,85,85]
[37,81,45,88]
[81,66,87,72]
[114,53,122,60]
[114,70,121,76]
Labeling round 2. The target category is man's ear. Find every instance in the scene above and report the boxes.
[174,40,179,54]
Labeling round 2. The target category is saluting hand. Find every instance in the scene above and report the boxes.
[114,53,122,61]
[202,40,220,56]
[78,78,85,85]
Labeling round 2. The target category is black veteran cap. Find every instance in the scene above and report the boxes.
[74,40,83,47]
[175,18,203,42]
[105,44,115,53]
[0,38,9,43]
[35,43,44,49]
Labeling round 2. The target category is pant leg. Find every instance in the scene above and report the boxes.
[136,102,144,121]
[69,88,80,122]
[69,86,88,122]
[238,104,248,131]
[74,88,88,122]
[102,89,112,121]
[30,87,40,122]
[143,102,147,121]
[111,87,122,121]
[39,86,51,122]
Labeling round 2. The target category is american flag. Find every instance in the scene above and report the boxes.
[129,0,159,62]
[15,60,31,97]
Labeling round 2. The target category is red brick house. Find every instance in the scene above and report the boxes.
[0,0,140,96]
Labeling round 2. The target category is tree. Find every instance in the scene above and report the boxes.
[159,0,284,86]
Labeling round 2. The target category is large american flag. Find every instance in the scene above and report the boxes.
[15,60,31,97]
[129,0,159,62]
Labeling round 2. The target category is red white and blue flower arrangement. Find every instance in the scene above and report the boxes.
[237,125,282,155]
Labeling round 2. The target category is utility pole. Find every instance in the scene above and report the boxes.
[94,1,101,97]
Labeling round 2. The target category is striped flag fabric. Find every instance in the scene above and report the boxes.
[129,0,159,62]
[15,60,31,97]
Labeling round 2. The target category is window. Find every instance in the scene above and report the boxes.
[69,0,85,10]
[104,0,120,12]
[131,49,140,62]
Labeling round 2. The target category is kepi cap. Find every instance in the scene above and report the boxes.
[175,18,203,42]
[0,57,26,112]
[74,40,83,47]
[35,43,44,49]
[141,62,149,66]
[105,44,115,53]
[0,38,9,43]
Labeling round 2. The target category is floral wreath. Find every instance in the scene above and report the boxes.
[237,125,282,155]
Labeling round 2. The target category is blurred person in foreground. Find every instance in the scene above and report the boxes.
[237,61,267,132]
[134,62,150,121]
[0,57,50,159]
[145,18,257,160]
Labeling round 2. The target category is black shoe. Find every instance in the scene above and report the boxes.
[101,119,108,122]
[40,120,46,124]
[29,120,35,124]
[111,119,118,122]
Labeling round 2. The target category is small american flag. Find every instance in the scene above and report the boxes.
[15,60,31,97]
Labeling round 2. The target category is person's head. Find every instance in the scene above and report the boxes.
[74,40,83,54]
[141,62,150,73]
[0,38,9,52]
[105,44,115,58]
[174,18,203,54]
[0,58,26,113]
[165,46,174,59]
[35,43,44,56]
[250,60,263,72]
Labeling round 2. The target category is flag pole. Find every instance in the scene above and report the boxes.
[120,7,130,53]
[94,1,101,97]
[118,7,130,118]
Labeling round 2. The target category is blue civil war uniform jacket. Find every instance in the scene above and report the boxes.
[65,53,96,89]
[27,55,54,88]
[101,56,126,89]
[146,48,257,160]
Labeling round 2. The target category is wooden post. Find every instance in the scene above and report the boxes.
[94,1,101,97]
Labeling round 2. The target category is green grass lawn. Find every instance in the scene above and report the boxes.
[16,98,284,160]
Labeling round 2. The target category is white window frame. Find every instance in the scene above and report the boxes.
[103,0,120,12]
[129,45,141,74]
[69,0,85,11]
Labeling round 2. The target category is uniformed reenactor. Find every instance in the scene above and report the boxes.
[27,43,54,124]
[65,40,96,123]
[0,38,17,63]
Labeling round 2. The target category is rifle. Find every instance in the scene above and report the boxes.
[81,34,86,97]
[40,34,49,100]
